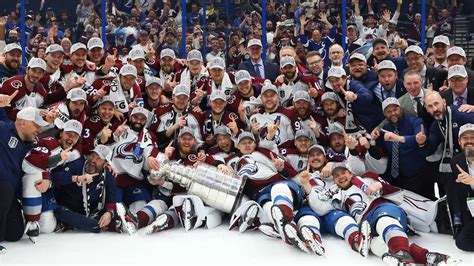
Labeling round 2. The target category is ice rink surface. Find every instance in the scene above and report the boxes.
[1,224,473,266]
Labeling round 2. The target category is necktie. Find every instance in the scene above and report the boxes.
[455,96,465,107]
[414,97,423,115]
[391,128,400,179]
[254,63,262,78]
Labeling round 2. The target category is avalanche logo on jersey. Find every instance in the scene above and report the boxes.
[345,193,367,218]
[236,155,259,178]
[114,142,143,164]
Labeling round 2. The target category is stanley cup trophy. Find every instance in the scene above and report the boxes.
[152,154,247,213]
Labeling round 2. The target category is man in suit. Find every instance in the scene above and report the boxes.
[432,35,450,69]
[448,123,474,251]
[447,46,474,88]
[238,39,279,82]
[398,70,434,127]
[441,65,474,111]
[372,60,406,107]
[404,45,448,91]
[348,53,378,93]
[305,51,327,91]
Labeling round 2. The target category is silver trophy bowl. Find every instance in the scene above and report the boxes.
[154,155,246,213]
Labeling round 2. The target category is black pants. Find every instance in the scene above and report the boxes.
[445,179,474,251]
[0,180,25,242]
[54,207,102,233]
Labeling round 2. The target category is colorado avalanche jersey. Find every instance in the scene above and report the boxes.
[87,77,142,113]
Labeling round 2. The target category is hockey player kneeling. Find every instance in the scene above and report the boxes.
[330,163,459,265]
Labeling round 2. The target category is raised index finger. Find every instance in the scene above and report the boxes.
[167,140,174,147]
[456,164,467,174]
[9,90,19,100]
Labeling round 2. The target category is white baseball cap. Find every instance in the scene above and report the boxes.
[295,128,313,140]
[3,43,22,53]
[382,97,400,111]
[209,57,226,70]
[260,80,278,94]
[67,88,88,103]
[328,123,344,136]
[247,39,262,48]
[160,48,176,59]
[97,95,114,106]
[280,56,296,68]
[405,45,424,56]
[459,123,474,138]
[70,43,87,54]
[129,49,145,61]
[187,49,203,62]
[130,106,149,120]
[178,126,195,138]
[17,107,50,127]
[349,53,367,63]
[63,119,83,135]
[214,126,232,136]
[173,84,190,97]
[119,64,138,78]
[145,77,163,87]
[378,60,397,72]
[293,90,311,102]
[238,131,256,143]
[45,44,64,54]
[235,70,252,84]
[328,67,347,78]
[308,144,326,155]
[321,92,338,102]
[448,65,468,79]
[210,90,227,101]
[432,35,450,46]
[91,144,112,162]
[87,37,104,50]
[447,46,466,59]
[27,58,47,71]
[331,162,350,174]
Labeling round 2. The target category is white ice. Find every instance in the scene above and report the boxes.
[1,224,473,266]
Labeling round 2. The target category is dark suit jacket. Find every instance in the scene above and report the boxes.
[441,86,474,106]
[466,67,474,88]
[238,60,280,82]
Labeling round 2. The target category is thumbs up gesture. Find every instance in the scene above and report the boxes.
[415,124,426,145]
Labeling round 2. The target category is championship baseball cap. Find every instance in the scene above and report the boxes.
[448,65,468,79]
[87,37,104,50]
[382,97,400,111]
[3,43,22,53]
[293,90,311,102]
[129,49,145,61]
[458,123,474,138]
[97,95,114,106]
[349,53,367,63]
[247,38,262,48]
[130,106,149,120]
[119,64,138,78]
[328,67,347,78]
[405,45,423,56]
[321,92,338,102]
[280,56,296,68]
[372,38,388,48]
[91,144,112,162]
[237,131,256,143]
[70,43,87,54]
[308,144,326,155]
[260,80,278,94]
[67,88,87,103]
[187,49,203,62]
[235,70,252,84]
[432,35,450,46]
[173,84,190,97]
[447,46,466,59]
[210,90,227,101]
[328,123,344,136]
[63,119,83,135]
[331,162,350,175]
[160,48,176,59]
[214,126,232,136]
[209,57,226,70]
[16,107,50,127]
[295,128,313,140]
[27,58,47,71]
[377,60,397,72]
[179,126,195,138]
[45,44,64,54]
[145,77,163,87]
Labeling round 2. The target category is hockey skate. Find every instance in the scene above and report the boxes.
[238,202,260,233]
[299,225,325,256]
[282,222,310,254]
[354,220,371,257]
[0,245,6,254]
[116,203,138,235]
[426,252,461,266]
[24,221,40,244]
[143,213,175,234]
[229,201,262,232]
[257,223,281,239]
[382,250,415,266]
[179,198,198,231]
[270,205,291,241]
